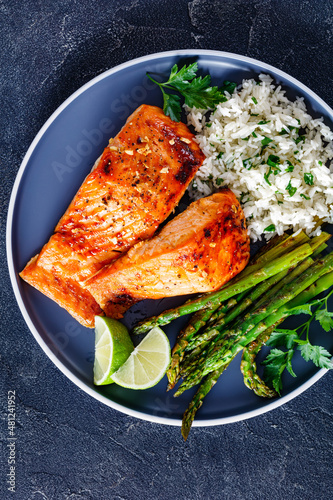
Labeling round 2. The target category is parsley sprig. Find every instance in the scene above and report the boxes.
[262,289,333,393]
[146,63,230,122]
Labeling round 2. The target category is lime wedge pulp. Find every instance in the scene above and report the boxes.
[93,316,134,385]
[111,326,171,390]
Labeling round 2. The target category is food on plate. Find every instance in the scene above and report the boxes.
[93,316,134,386]
[134,230,333,440]
[20,104,205,327]
[111,326,171,390]
[19,60,333,438]
[84,188,250,318]
[133,231,313,335]
[186,74,333,241]
[146,62,228,122]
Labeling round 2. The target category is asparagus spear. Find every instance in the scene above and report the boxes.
[181,364,228,441]
[206,290,248,326]
[187,263,300,350]
[176,265,333,395]
[166,295,241,390]
[240,326,278,398]
[180,256,314,379]
[180,271,333,438]
[166,234,293,388]
[168,232,326,388]
[176,237,329,389]
[177,272,290,380]
[166,306,219,390]
[221,271,333,371]
[133,243,313,334]
[206,233,329,329]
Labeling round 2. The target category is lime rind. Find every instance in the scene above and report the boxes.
[93,316,134,386]
[111,327,171,390]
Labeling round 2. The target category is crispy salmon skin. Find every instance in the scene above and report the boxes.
[20,105,205,327]
[85,188,250,318]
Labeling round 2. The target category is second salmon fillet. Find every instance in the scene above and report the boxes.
[85,188,250,318]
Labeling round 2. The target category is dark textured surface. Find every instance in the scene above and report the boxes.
[1,1,333,499]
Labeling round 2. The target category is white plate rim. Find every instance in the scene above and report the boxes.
[6,48,331,427]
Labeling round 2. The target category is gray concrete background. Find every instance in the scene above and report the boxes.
[1,1,333,499]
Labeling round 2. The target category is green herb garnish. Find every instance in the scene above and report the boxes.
[295,135,306,145]
[240,191,250,202]
[242,158,252,170]
[264,224,276,232]
[264,167,272,185]
[262,289,333,394]
[286,180,297,197]
[304,173,314,186]
[261,136,273,147]
[285,160,294,173]
[147,63,228,121]
[252,97,258,104]
[220,80,237,95]
[267,155,281,174]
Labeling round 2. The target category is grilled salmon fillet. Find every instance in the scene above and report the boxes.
[85,188,250,318]
[20,105,205,327]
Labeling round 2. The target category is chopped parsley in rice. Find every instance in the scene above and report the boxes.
[186,74,333,241]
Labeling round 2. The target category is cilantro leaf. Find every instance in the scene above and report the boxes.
[181,76,227,109]
[262,288,333,394]
[162,91,182,122]
[286,349,297,377]
[262,349,295,394]
[298,344,333,369]
[315,309,333,332]
[167,63,198,85]
[266,329,299,349]
[147,63,229,121]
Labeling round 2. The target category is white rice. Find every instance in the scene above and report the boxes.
[186,74,333,241]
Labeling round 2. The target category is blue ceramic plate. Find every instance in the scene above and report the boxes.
[7,50,333,427]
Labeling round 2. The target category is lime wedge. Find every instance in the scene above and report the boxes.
[111,327,171,390]
[93,316,134,385]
